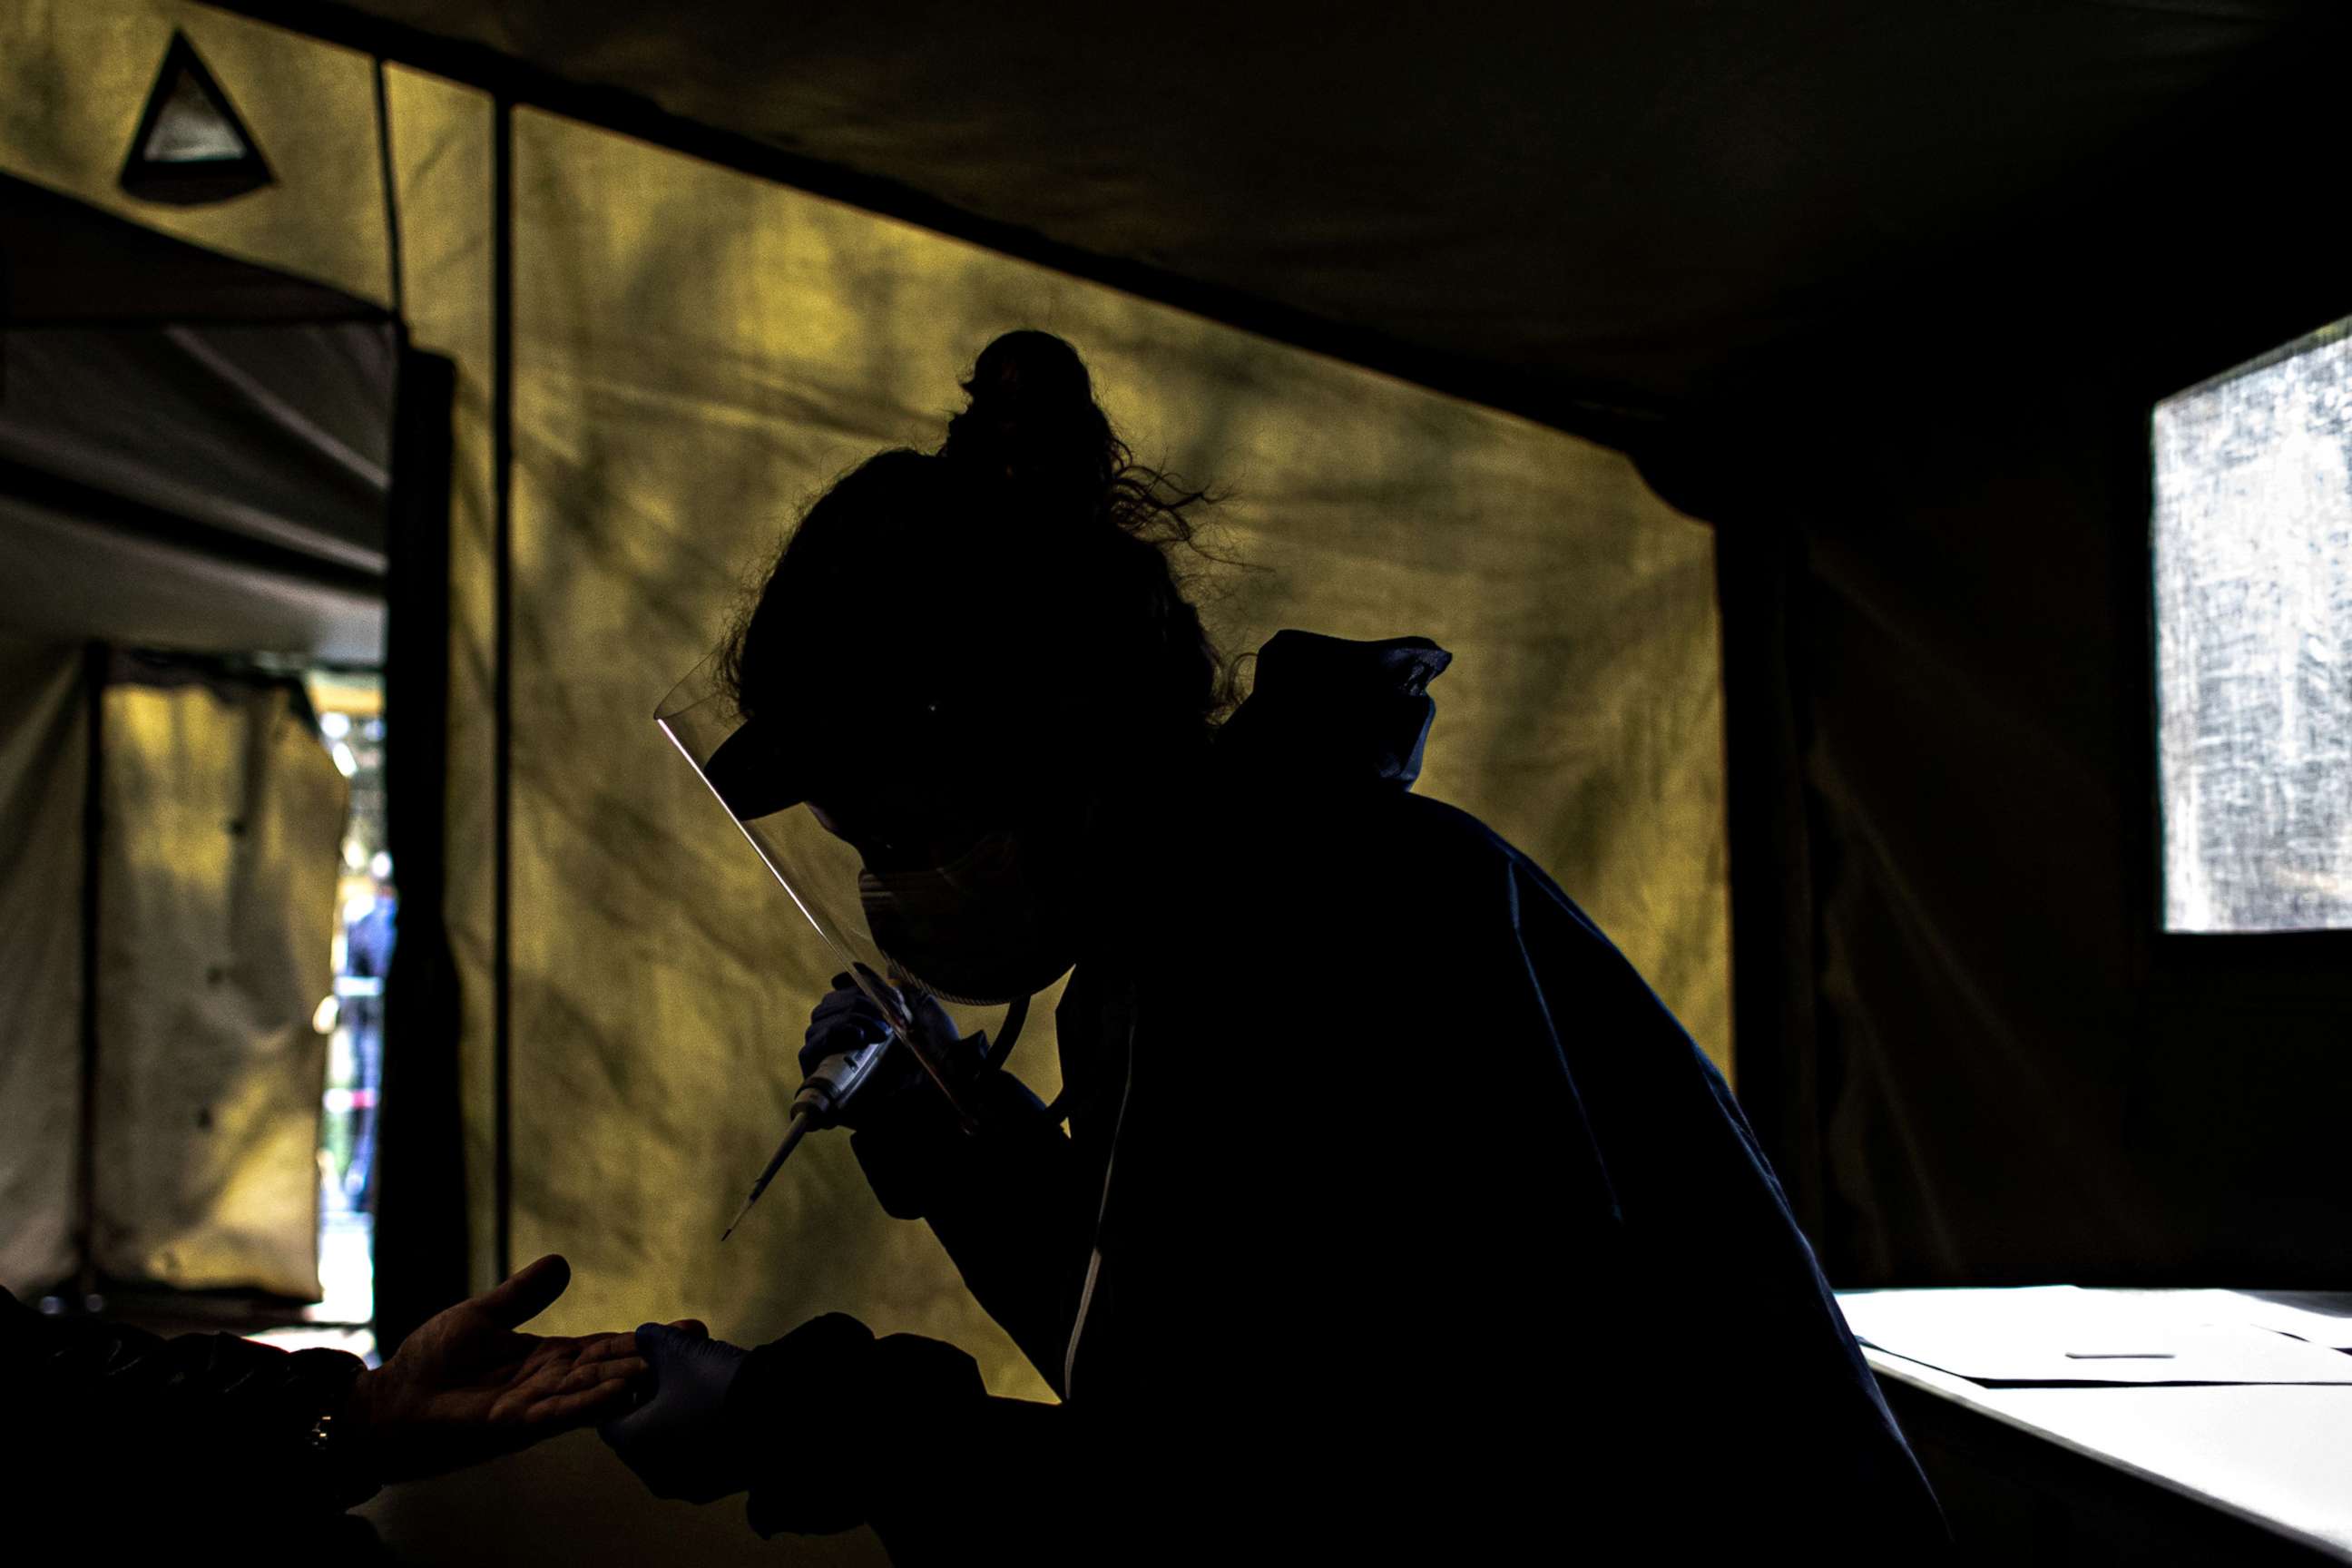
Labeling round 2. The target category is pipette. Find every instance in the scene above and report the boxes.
[721,1024,895,1241]
[719,988,1026,1240]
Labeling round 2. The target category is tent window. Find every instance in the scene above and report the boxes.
[2153,315,2352,934]
[117,34,273,206]
[142,67,247,164]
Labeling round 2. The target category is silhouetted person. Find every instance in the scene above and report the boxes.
[601,331,1947,1562]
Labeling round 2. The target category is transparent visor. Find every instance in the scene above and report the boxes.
[655,655,1000,1122]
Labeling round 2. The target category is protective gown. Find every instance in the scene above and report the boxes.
[719,630,1947,1561]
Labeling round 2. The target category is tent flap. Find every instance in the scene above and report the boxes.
[92,662,346,1300]
[0,640,89,1295]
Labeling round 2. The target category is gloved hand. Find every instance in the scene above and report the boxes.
[597,1320,751,1504]
[798,969,960,1131]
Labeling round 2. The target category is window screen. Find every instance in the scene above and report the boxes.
[2154,317,2352,933]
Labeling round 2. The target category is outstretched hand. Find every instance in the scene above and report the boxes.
[347,1254,648,1483]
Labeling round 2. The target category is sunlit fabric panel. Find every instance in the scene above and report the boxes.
[91,671,346,1299]
[2155,318,2352,934]
[0,0,392,309]
[382,64,505,1297]
[0,640,88,1295]
[0,0,1730,1370]
[502,112,1726,1400]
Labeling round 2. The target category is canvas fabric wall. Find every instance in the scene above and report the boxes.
[0,2,1730,1379]
[497,112,1728,1388]
[0,650,346,1298]
[90,668,346,1298]
[0,0,494,1291]
[0,1,393,309]
[0,639,87,1293]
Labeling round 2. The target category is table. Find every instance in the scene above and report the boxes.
[1865,1338,2352,1563]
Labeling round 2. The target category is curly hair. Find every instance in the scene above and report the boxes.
[720,330,1234,804]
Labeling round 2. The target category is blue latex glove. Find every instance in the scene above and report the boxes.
[798,969,959,1131]
[597,1321,751,1503]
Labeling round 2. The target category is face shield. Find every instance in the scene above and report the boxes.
[655,655,1078,1122]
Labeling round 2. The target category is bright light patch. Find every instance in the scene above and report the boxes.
[2154,317,2352,933]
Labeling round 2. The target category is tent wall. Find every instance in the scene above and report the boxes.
[0,5,503,1308]
[0,0,410,1307]
[495,110,1729,1387]
[372,64,503,1328]
[0,1,393,309]
[91,662,346,1298]
[1755,377,2352,1289]
[1701,26,2352,1288]
[0,648,347,1298]
[5,5,1728,1367]
[370,345,470,1348]
[0,639,87,1293]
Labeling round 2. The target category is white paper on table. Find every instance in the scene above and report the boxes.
[1836,1287,2352,1386]
[2131,1290,2352,1352]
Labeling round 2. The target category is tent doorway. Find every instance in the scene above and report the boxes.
[0,172,445,1357]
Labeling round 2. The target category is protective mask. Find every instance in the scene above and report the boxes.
[858,828,1077,1005]
[659,652,1063,1123]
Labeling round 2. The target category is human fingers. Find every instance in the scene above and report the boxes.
[550,1354,649,1393]
[808,987,890,1038]
[632,1321,704,1363]
[566,1330,644,1367]
[517,1374,642,1428]
[475,1254,571,1329]
[802,995,893,1077]
[491,1352,646,1422]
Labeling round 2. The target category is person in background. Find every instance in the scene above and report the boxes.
[3,1255,643,1551]
[342,877,397,1210]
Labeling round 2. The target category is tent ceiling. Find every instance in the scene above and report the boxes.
[3,321,397,576]
[225,0,2324,423]
[0,486,383,662]
[1,172,394,660]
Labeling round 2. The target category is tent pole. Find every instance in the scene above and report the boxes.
[373,58,407,320]
[74,642,106,1304]
[491,96,514,1286]
[371,342,467,1350]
